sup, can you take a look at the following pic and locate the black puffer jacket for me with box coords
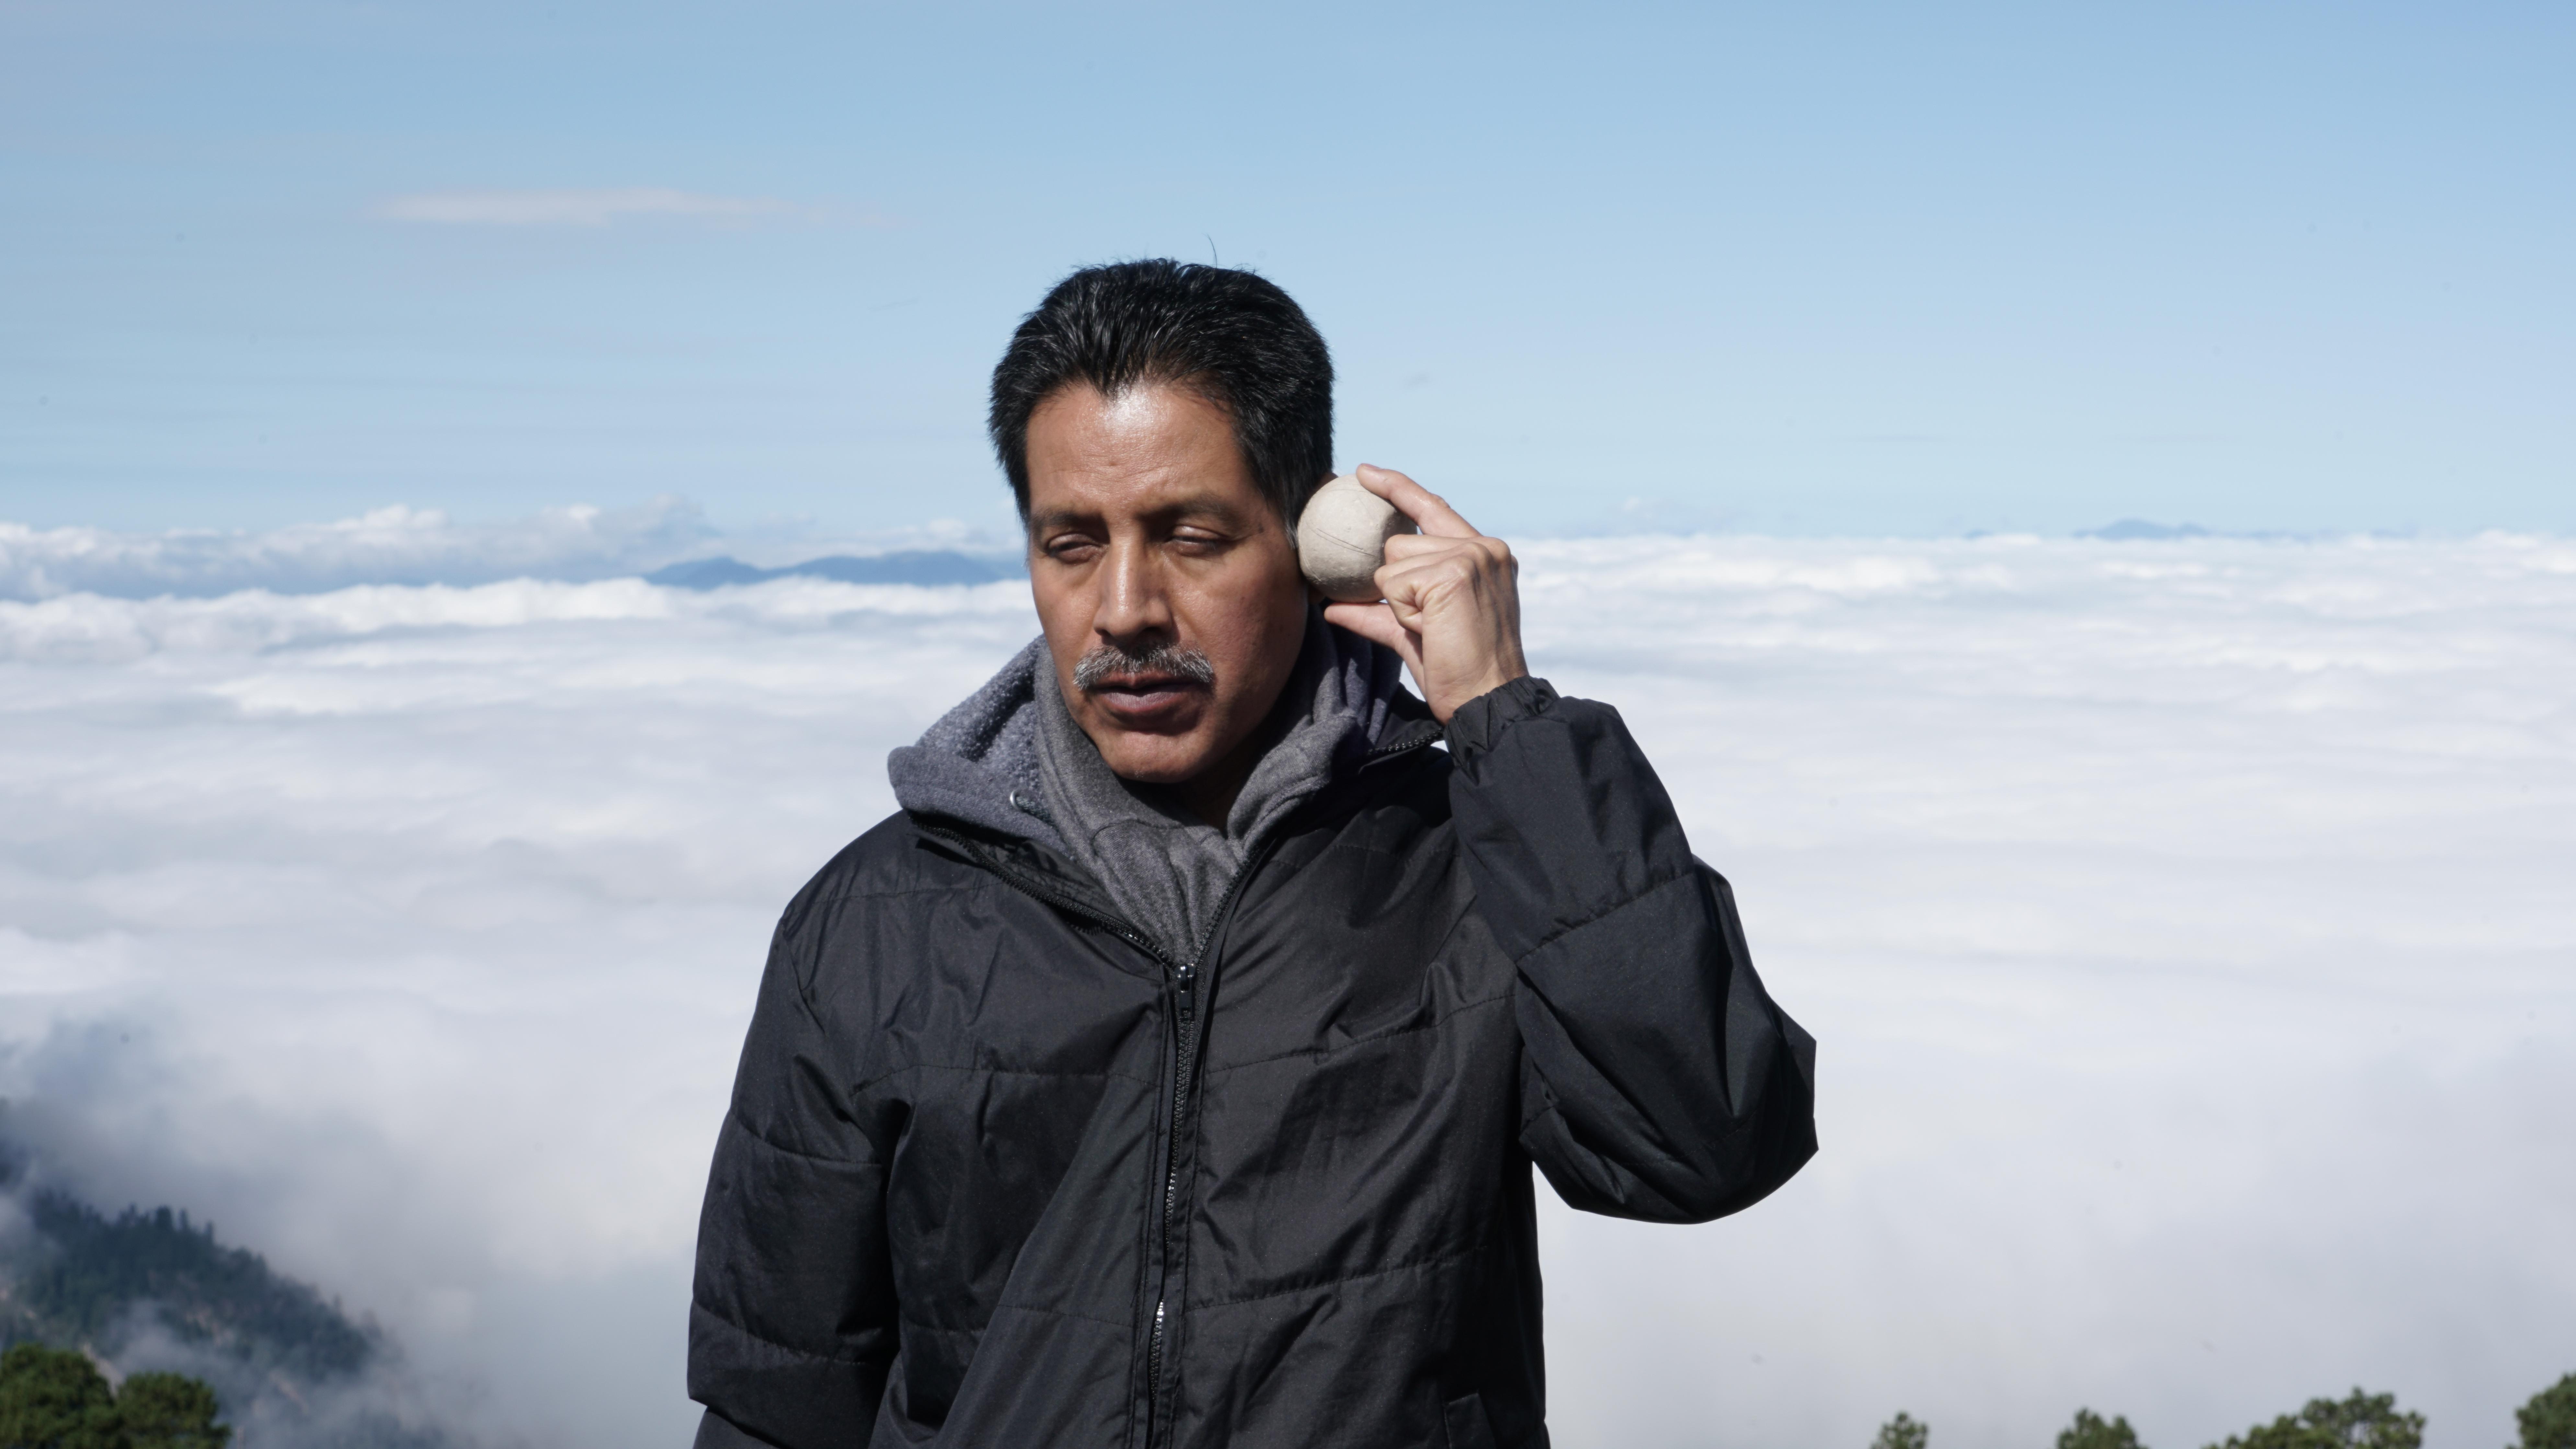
[689,677,1817,1449]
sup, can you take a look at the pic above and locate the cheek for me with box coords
[1032,577,1093,646]
[1183,577,1305,692]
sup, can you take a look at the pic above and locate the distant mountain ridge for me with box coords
[645,549,1023,589]
[2070,518,2395,541]
[2079,518,2215,541]
[0,502,1028,602]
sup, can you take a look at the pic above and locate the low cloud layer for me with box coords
[1,527,2570,1448]
[0,499,717,603]
[0,504,1018,606]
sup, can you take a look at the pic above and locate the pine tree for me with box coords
[2062,1408,2145,1449]
[2517,1372,2576,1449]
[0,1342,130,1449]
[2204,1388,2424,1449]
[115,1373,229,1449]
[1873,1410,1929,1449]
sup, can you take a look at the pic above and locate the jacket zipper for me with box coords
[1137,834,1293,1446]
[1366,731,1440,762]
[1143,737,1441,1443]
[917,830,1203,1443]
[915,732,1440,1447]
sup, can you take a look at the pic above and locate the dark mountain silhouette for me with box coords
[646,549,1022,589]
[2079,519,2215,541]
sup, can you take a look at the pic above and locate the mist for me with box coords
[1,517,2569,1448]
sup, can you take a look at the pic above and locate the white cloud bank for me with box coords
[0,498,716,602]
[1,530,2570,1448]
[0,503,1015,605]
[373,187,798,227]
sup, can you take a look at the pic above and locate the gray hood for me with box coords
[887,610,1411,959]
[885,635,1064,851]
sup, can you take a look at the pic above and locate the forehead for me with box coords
[1024,381,1260,518]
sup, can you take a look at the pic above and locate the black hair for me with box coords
[988,260,1334,523]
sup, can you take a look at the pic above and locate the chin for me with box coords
[1099,739,1217,785]
[1079,696,1219,781]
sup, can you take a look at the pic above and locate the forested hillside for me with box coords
[0,1140,466,1449]
[0,1192,374,1381]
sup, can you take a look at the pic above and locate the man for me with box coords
[688,261,1816,1449]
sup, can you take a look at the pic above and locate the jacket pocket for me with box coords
[1443,1393,1497,1449]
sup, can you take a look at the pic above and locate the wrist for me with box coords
[1442,674,1557,751]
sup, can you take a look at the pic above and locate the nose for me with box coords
[1092,531,1174,646]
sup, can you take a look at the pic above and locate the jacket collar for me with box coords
[886,611,1427,853]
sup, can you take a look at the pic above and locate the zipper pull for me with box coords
[1174,968,1196,1023]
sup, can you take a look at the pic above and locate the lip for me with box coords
[1087,674,1208,725]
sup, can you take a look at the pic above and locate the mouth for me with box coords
[1087,672,1209,717]
[1073,641,1217,727]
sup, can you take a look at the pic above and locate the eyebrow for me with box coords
[1027,492,1261,534]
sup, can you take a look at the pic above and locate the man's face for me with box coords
[1024,380,1309,788]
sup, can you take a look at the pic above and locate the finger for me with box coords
[1353,464,1482,540]
[1379,532,1513,566]
[1367,566,1441,637]
[1321,600,1423,672]
[1373,539,1511,609]
[1379,532,1463,563]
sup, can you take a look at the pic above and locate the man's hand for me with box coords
[1320,464,1529,723]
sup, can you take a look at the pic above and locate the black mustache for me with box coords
[1073,642,1216,692]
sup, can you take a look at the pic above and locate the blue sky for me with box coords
[3,1,2569,539]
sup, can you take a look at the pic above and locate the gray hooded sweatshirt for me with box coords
[885,609,1409,963]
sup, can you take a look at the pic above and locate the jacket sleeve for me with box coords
[688,899,898,1448]
[1446,675,1818,1223]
